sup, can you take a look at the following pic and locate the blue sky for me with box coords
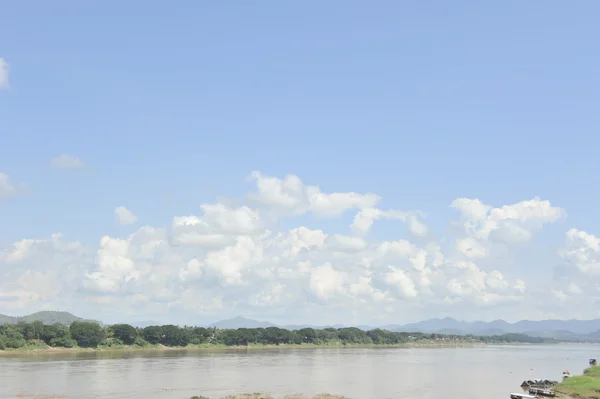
[1,1,599,324]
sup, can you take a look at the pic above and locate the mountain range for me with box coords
[207,316,600,341]
[4,312,600,341]
[207,316,347,330]
[0,311,102,326]
[382,317,600,338]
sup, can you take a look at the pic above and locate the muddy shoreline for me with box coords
[0,341,490,356]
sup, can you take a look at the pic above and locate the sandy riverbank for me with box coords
[192,394,350,399]
[0,340,488,355]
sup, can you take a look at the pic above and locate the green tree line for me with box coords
[0,321,556,350]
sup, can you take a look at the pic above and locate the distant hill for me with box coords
[130,320,162,328]
[205,316,600,342]
[6,312,600,342]
[207,316,277,329]
[388,317,600,341]
[0,311,102,326]
[207,317,363,330]
[586,330,600,340]
[283,323,350,330]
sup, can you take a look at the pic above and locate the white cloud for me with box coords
[114,206,137,225]
[456,237,487,259]
[0,173,27,199]
[325,234,367,252]
[0,170,585,324]
[170,204,264,249]
[552,289,568,301]
[0,173,18,199]
[451,197,564,259]
[51,154,85,169]
[0,233,87,311]
[0,58,9,89]
[451,197,563,241]
[560,228,600,276]
[309,263,348,301]
[385,269,418,298]
[351,208,428,237]
[540,229,600,314]
[246,171,379,218]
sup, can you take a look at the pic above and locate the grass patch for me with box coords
[556,366,600,398]
[585,367,600,379]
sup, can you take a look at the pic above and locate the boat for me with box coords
[528,388,556,397]
[520,379,557,389]
[510,393,539,399]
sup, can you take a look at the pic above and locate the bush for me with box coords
[3,337,26,349]
[100,338,124,348]
[26,339,48,348]
[50,337,77,348]
[133,336,150,347]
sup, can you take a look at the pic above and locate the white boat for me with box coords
[510,394,539,399]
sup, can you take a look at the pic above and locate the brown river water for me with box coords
[0,344,596,399]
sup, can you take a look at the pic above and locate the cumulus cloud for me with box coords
[451,197,564,258]
[51,154,85,169]
[246,171,379,218]
[170,204,264,249]
[533,228,600,316]
[0,171,581,323]
[560,228,600,276]
[351,208,428,237]
[0,58,9,89]
[0,233,88,311]
[114,206,137,225]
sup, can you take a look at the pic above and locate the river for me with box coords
[0,344,596,399]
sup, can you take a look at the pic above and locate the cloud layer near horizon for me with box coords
[0,170,597,325]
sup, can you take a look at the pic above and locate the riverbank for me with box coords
[555,366,600,399]
[192,394,349,399]
[0,340,490,355]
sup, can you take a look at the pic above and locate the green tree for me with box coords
[142,326,163,345]
[367,329,398,344]
[20,321,45,340]
[112,324,137,345]
[0,325,26,348]
[186,327,211,344]
[337,327,370,344]
[316,328,338,342]
[160,325,190,347]
[70,322,105,348]
[41,323,70,345]
[296,328,318,344]
[260,327,296,345]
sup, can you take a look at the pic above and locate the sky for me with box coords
[1,1,599,326]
